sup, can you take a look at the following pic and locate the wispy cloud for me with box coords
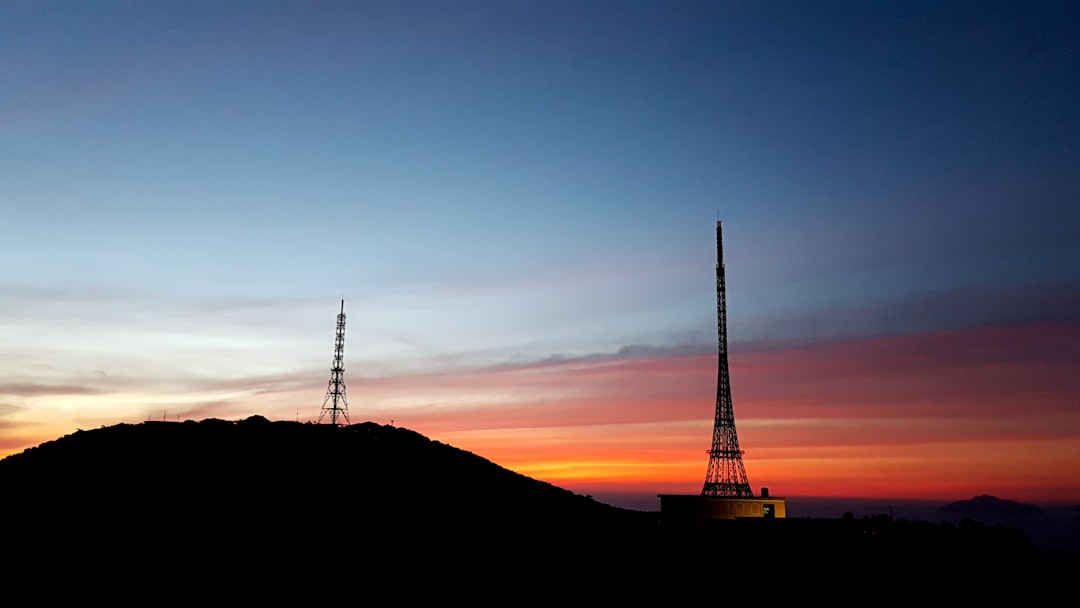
[347,319,1080,501]
[2,312,1077,502]
[737,279,1080,340]
[0,383,102,397]
[733,320,1080,421]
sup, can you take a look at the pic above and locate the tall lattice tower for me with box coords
[318,299,350,425]
[701,221,753,497]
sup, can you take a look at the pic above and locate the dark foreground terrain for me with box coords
[2,417,1073,599]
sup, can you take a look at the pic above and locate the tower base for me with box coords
[658,492,787,528]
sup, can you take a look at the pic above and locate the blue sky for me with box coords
[2,2,1078,503]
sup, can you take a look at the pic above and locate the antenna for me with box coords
[318,299,350,425]
[701,220,753,497]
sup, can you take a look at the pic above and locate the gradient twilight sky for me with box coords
[2,2,1078,506]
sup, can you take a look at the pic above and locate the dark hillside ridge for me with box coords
[2,416,637,533]
[2,417,657,594]
[1,417,1068,597]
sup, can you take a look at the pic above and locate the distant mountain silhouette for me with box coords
[1,417,1069,598]
[940,494,1045,516]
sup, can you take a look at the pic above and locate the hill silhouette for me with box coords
[1,417,1069,599]
[1,416,632,529]
[2,417,658,597]
[941,494,1045,516]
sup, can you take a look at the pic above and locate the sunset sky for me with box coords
[2,2,1078,508]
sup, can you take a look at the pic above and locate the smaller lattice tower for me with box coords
[318,299,350,425]
[702,221,753,497]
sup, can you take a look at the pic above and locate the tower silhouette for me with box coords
[318,299,350,425]
[701,221,753,497]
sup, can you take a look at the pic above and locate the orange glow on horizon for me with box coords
[3,321,1078,506]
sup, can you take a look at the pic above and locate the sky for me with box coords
[2,1,1078,508]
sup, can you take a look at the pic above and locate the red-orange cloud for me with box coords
[379,321,1080,503]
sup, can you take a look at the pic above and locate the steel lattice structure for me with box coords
[318,299,350,425]
[702,221,753,497]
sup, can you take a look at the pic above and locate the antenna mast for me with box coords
[318,299,350,425]
[701,221,753,497]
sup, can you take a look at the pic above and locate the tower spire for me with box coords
[702,221,753,497]
[318,299,350,425]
